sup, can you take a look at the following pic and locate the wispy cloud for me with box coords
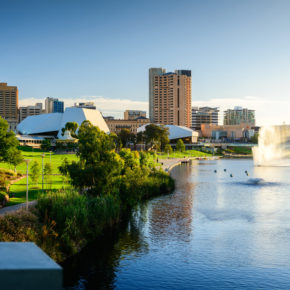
[19,95,289,126]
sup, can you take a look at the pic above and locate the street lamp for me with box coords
[24,159,31,210]
[41,153,45,193]
[49,151,52,163]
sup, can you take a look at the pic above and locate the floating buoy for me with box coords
[245,170,249,176]
[214,170,217,173]
[224,169,227,172]
[230,174,233,178]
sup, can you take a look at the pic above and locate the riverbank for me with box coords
[160,156,221,172]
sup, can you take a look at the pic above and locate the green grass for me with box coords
[158,149,211,159]
[0,151,78,206]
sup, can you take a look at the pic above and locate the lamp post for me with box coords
[49,151,52,163]
[24,159,31,210]
[41,153,45,193]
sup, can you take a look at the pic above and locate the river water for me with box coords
[63,159,290,289]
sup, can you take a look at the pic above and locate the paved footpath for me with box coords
[0,201,37,216]
[159,158,189,172]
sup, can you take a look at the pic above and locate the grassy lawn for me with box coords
[158,149,212,159]
[0,151,78,206]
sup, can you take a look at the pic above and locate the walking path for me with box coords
[0,201,37,216]
[160,156,220,173]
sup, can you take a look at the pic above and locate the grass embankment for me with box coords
[0,147,175,263]
[0,170,174,262]
[0,151,78,206]
[158,149,212,159]
[224,146,253,155]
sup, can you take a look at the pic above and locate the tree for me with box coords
[7,148,23,172]
[250,133,258,144]
[62,122,79,138]
[0,117,22,166]
[118,129,135,148]
[176,139,185,152]
[30,161,41,187]
[59,121,124,194]
[41,139,51,151]
[143,124,169,151]
[164,144,173,155]
[44,163,53,189]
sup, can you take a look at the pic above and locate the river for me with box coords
[63,159,290,289]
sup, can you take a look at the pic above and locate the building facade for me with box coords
[19,103,43,122]
[124,110,146,120]
[105,117,150,134]
[224,107,255,126]
[45,97,64,113]
[201,123,255,141]
[0,82,18,131]
[149,68,166,122]
[149,68,192,128]
[191,107,219,130]
[74,102,96,110]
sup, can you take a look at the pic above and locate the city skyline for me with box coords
[2,0,290,125]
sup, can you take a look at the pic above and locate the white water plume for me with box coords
[253,125,290,166]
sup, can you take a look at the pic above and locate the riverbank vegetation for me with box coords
[0,120,174,262]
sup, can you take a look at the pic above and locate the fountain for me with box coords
[253,125,290,166]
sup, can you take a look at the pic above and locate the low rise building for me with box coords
[191,107,219,130]
[124,110,146,120]
[201,123,255,141]
[106,117,150,134]
[19,103,43,122]
[224,107,255,126]
[74,102,96,110]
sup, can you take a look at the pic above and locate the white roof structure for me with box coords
[17,107,110,137]
[137,124,199,140]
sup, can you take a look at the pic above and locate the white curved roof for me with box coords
[137,124,198,140]
[17,107,110,136]
[17,113,63,135]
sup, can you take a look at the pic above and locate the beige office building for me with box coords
[0,82,18,131]
[124,110,146,120]
[149,68,192,128]
[105,117,150,134]
[19,103,43,122]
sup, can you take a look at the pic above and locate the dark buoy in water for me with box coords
[224,169,227,172]
[245,170,249,176]
[214,170,217,173]
[230,174,233,178]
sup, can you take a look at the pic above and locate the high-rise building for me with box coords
[224,106,255,126]
[0,82,18,131]
[149,68,192,127]
[19,103,43,122]
[192,107,219,130]
[45,97,64,113]
[149,68,166,122]
[124,110,146,120]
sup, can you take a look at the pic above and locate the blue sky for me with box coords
[1,0,290,124]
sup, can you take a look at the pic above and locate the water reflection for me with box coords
[63,159,290,289]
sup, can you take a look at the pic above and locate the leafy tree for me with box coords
[164,144,173,155]
[7,148,23,172]
[176,139,185,152]
[143,124,169,151]
[41,139,51,151]
[118,129,135,148]
[0,117,22,166]
[62,122,79,138]
[59,121,124,194]
[44,163,53,189]
[30,161,41,186]
[250,133,259,144]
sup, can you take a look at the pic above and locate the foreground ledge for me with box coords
[0,242,62,290]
